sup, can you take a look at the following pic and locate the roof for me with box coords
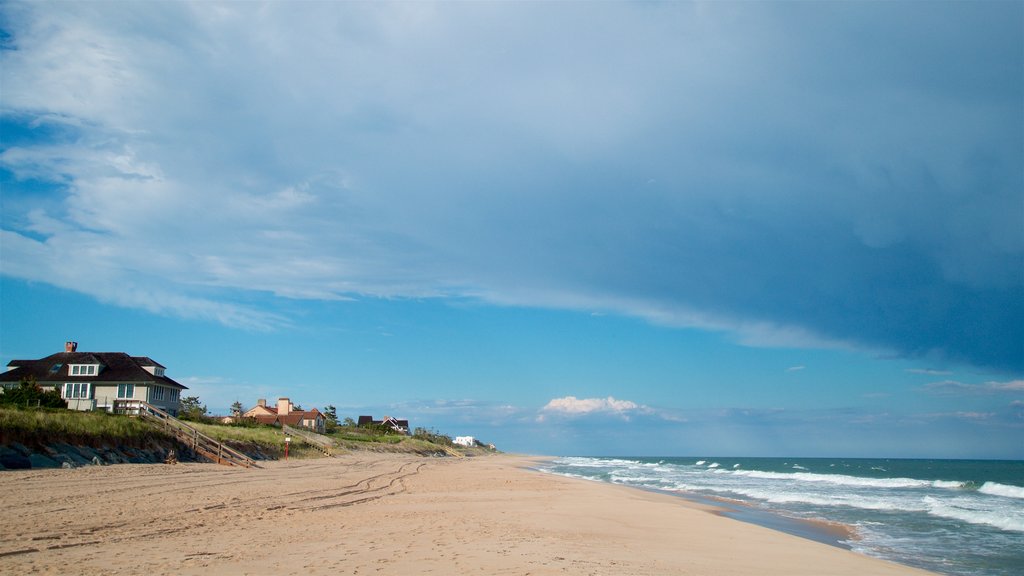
[253,410,323,427]
[1,351,187,389]
[132,356,166,369]
[249,405,321,417]
[358,415,410,430]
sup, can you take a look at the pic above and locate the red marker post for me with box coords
[284,436,291,460]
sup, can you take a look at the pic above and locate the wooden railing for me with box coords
[282,424,336,456]
[114,400,259,469]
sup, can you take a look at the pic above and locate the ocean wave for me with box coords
[728,469,970,491]
[561,465,1023,532]
[698,485,921,512]
[554,457,639,468]
[693,482,1024,533]
[979,482,1024,500]
[924,496,1024,533]
[609,473,662,485]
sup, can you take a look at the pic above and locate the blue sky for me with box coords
[1,1,1021,458]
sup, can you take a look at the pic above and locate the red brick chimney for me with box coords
[65,341,78,353]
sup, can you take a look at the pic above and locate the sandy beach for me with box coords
[0,454,936,575]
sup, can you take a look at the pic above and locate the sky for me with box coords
[1,1,1021,459]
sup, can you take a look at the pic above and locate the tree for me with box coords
[413,427,453,446]
[323,405,338,433]
[0,377,67,409]
[342,417,356,428]
[179,395,208,421]
[230,401,244,418]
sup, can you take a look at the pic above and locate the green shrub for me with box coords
[0,378,67,409]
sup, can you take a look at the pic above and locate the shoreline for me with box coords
[672,487,858,548]
[0,453,937,575]
[526,455,858,549]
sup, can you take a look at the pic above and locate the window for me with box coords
[70,365,97,376]
[117,383,135,399]
[62,382,91,399]
[151,386,165,401]
[154,367,165,377]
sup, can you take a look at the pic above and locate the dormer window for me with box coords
[70,364,99,376]
[140,365,165,377]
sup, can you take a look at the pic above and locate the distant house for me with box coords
[358,415,410,435]
[244,398,325,434]
[453,436,476,447]
[0,341,187,416]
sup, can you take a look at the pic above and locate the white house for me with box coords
[0,342,188,416]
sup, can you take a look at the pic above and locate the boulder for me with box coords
[8,442,33,456]
[0,451,31,470]
[51,443,92,467]
[28,453,60,469]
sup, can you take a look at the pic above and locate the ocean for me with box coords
[539,457,1024,576]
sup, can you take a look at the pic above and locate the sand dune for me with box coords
[0,453,935,575]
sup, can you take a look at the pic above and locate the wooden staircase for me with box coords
[282,424,336,456]
[114,400,259,468]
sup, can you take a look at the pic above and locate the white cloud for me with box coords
[1,1,1020,371]
[539,396,648,421]
[545,395,638,414]
[922,379,1024,396]
[786,365,806,372]
[906,368,953,376]
[991,380,1024,392]
[921,411,996,422]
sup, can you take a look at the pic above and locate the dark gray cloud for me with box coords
[2,2,1021,372]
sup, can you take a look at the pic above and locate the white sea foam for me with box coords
[695,460,707,466]
[610,473,661,485]
[979,482,1024,500]
[728,469,967,491]
[556,457,638,468]
[703,485,924,512]
[707,462,720,468]
[924,496,1024,533]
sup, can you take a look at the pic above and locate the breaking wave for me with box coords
[979,482,1024,500]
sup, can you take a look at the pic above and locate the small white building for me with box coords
[453,436,476,447]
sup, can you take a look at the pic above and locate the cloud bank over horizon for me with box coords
[2,2,1021,373]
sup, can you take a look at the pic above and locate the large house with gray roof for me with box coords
[0,341,187,416]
